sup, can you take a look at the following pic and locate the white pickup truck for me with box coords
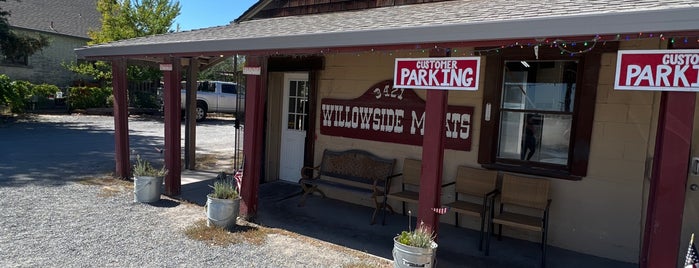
[180,81,245,121]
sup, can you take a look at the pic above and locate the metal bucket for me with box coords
[393,236,438,268]
[133,176,162,203]
[206,195,240,229]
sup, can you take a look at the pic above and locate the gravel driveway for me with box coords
[0,114,388,267]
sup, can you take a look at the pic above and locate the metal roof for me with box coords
[3,0,100,39]
[76,0,699,58]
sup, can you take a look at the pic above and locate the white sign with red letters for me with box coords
[614,50,699,91]
[394,57,480,90]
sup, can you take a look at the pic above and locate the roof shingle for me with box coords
[3,0,101,39]
[77,0,699,57]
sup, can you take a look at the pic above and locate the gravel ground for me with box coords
[0,114,389,268]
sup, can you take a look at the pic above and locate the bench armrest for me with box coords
[383,173,403,194]
[300,165,320,181]
[387,173,403,179]
[441,181,455,187]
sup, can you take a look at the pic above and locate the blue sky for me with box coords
[174,0,258,31]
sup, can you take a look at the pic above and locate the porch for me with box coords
[178,175,635,268]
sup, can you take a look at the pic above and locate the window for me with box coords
[221,84,237,94]
[197,81,215,92]
[1,54,28,66]
[287,80,309,131]
[478,45,611,179]
[497,61,576,165]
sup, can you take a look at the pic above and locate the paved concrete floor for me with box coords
[178,176,636,268]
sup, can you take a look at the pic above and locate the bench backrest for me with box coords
[319,149,395,187]
[401,158,422,186]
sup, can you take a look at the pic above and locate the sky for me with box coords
[173,0,259,31]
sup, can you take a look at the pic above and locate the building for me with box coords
[1,0,100,87]
[75,0,699,267]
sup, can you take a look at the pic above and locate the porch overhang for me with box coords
[75,6,699,59]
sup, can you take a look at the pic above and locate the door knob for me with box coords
[691,184,699,191]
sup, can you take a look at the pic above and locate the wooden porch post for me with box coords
[163,57,182,196]
[241,56,266,219]
[641,91,695,267]
[111,57,130,178]
[184,58,198,170]
[417,48,450,232]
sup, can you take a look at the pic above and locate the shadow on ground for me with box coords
[179,181,637,268]
[0,116,164,187]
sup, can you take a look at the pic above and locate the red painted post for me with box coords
[163,58,182,196]
[417,48,450,232]
[111,58,130,178]
[641,91,695,267]
[241,56,266,219]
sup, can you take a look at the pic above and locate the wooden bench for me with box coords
[298,149,396,224]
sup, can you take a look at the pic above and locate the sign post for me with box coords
[391,54,481,234]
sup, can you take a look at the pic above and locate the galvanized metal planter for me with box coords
[133,176,162,203]
[392,236,438,268]
[206,195,240,229]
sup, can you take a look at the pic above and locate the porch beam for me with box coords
[241,56,267,220]
[111,57,130,178]
[417,48,450,232]
[163,57,182,196]
[641,91,695,267]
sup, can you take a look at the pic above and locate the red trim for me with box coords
[641,91,695,267]
[240,56,266,218]
[111,58,130,178]
[163,57,182,196]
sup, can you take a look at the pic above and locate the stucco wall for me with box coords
[0,29,87,87]
[309,41,664,263]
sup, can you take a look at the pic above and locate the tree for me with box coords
[0,0,50,61]
[199,56,247,82]
[66,0,181,83]
[88,0,181,45]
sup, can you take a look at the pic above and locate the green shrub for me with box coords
[30,83,61,109]
[130,90,158,109]
[68,86,113,110]
[397,222,436,248]
[132,155,168,177]
[0,75,12,109]
[209,179,239,200]
[11,80,34,113]
[32,83,60,98]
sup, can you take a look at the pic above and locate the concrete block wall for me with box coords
[0,29,88,87]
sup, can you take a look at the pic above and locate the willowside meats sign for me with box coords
[320,80,473,151]
[615,50,699,91]
[394,57,480,90]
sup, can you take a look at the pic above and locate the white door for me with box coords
[279,73,309,182]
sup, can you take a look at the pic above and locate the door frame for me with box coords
[264,56,322,182]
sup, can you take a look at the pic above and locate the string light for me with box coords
[470,33,699,57]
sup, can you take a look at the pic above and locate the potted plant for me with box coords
[393,216,438,268]
[206,175,240,230]
[132,155,167,203]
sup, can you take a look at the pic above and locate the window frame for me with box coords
[1,54,29,66]
[478,43,617,180]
